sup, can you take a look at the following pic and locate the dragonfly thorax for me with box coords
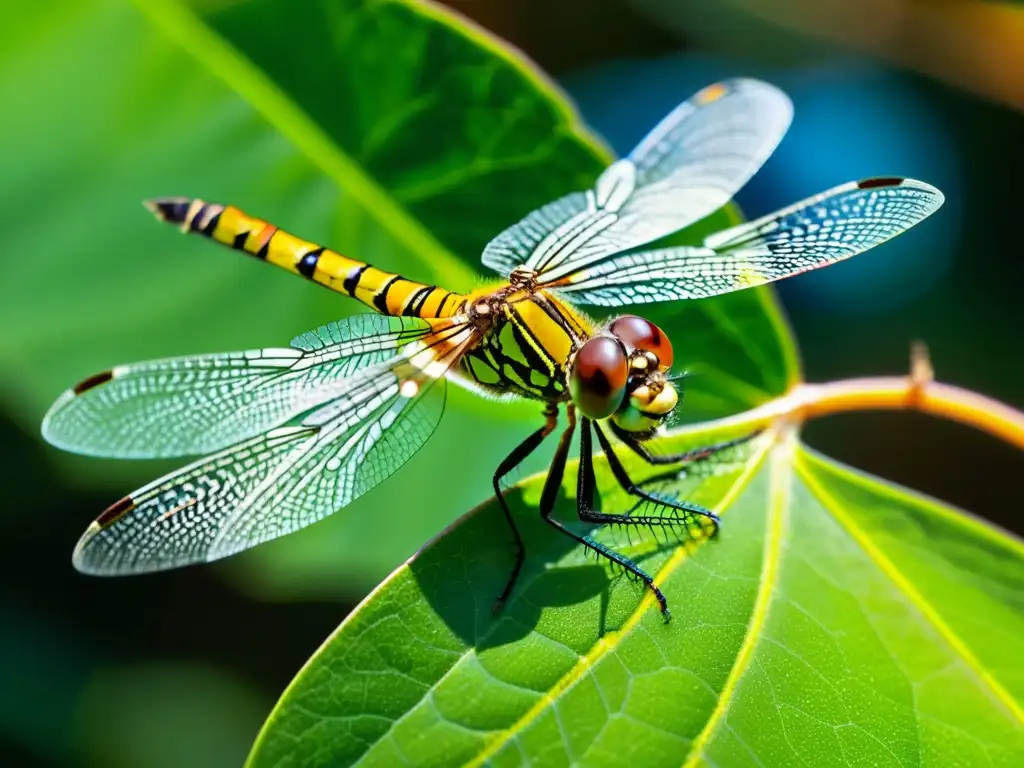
[508,266,539,290]
[455,289,590,402]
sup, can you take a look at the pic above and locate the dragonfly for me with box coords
[42,79,943,619]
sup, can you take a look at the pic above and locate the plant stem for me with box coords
[725,344,1024,449]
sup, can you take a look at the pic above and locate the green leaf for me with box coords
[247,417,1024,767]
[5,0,795,593]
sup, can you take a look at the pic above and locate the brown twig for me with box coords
[708,343,1024,450]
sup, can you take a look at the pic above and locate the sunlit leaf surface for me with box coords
[248,418,1024,767]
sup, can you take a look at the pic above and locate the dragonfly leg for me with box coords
[492,403,559,614]
[544,415,670,620]
[609,422,762,468]
[587,420,721,533]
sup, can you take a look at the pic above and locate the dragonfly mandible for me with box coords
[42,79,944,618]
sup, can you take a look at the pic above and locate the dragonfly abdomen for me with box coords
[146,198,463,318]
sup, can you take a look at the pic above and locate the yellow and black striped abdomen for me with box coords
[147,198,464,319]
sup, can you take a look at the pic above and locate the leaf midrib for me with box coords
[131,0,477,288]
[680,429,793,767]
[462,430,776,767]
[246,410,778,767]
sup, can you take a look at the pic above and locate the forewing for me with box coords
[42,314,434,458]
[481,79,791,279]
[72,318,478,575]
[548,178,944,306]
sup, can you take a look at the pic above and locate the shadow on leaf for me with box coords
[408,470,718,650]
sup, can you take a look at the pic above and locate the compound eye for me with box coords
[609,315,674,369]
[570,337,628,419]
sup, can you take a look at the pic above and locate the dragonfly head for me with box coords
[569,315,677,438]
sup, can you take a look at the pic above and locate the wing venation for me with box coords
[480,79,793,280]
[71,316,478,575]
[42,315,434,458]
[550,177,945,306]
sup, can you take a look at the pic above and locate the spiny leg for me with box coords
[492,403,559,613]
[589,420,721,533]
[499,408,681,620]
[544,412,671,619]
[495,405,577,610]
[610,421,761,467]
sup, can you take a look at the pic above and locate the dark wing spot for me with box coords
[73,370,114,395]
[96,496,135,528]
[857,177,904,189]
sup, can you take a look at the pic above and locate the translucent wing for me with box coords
[72,317,479,575]
[42,315,436,459]
[545,178,944,306]
[481,79,792,278]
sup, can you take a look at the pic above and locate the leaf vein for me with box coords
[679,431,793,768]
[464,437,773,766]
[795,452,1024,727]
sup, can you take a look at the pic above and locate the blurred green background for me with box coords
[2,0,1023,765]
